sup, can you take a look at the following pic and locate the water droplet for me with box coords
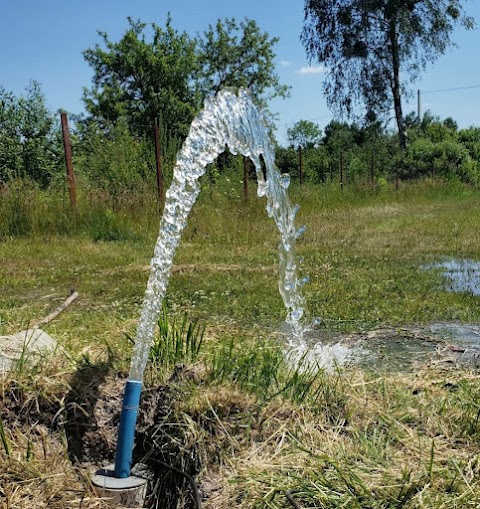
[291,308,304,321]
[284,282,294,291]
[300,275,310,286]
[298,256,305,264]
[312,317,322,326]
[289,204,300,222]
[257,181,267,197]
[280,173,291,189]
[295,225,306,239]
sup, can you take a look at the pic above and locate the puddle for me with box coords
[352,330,439,371]
[428,322,480,367]
[301,323,480,373]
[290,326,441,373]
[427,258,480,295]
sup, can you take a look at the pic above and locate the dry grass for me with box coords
[0,357,120,509]
[1,350,480,508]
[0,429,113,509]
[197,368,480,508]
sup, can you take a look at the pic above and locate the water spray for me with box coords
[93,89,313,505]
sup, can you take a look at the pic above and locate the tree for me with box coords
[0,86,22,181]
[301,0,475,150]
[83,16,289,138]
[196,17,290,110]
[0,81,59,186]
[83,16,200,137]
[286,120,322,148]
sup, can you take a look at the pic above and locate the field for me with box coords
[1,179,480,508]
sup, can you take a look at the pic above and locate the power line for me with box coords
[277,113,333,128]
[423,84,480,94]
[278,81,480,128]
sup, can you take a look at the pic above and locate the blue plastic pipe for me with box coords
[114,380,143,478]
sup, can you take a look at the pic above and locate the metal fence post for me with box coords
[154,118,164,211]
[60,112,77,213]
[243,155,248,203]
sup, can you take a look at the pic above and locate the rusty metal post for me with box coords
[60,112,77,212]
[370,151,375,190]
[298,146,304,185]
[243,155,248,203]
[154,119,164,211]
[339,151,344,191]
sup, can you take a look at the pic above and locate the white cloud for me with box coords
[279,60,292,67]
[296,65,328,75]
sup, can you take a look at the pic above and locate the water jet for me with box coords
[97,89,324,498]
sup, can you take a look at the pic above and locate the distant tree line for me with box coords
[2,80,480,196]
[278,116,480,186]
[1,9,478,196]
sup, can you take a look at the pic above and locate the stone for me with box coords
[0,328,59,374]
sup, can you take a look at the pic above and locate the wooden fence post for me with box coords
[60,112,77,213]
[370,151,375,190]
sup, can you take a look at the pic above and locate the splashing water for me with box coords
[129,89,348,381]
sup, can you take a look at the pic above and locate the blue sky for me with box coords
[1,0,479,144]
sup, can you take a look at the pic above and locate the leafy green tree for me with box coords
[0,86,22,181]
[459,127,480,161]
[19,81,60,187]
[83,16,289,138]
[301,0,475,150]
[405,110,458,145]
[0,81,59,187]
[83,16,200,137]
[286,120,322,148]
[76,118,155,196]
[403,138,478,183]
[197,17,290,110]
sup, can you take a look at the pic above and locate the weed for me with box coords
[147,303,205,375]
[0,417,11,456]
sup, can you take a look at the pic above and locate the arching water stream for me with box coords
[113,89,350,478]
[129,88,317,382]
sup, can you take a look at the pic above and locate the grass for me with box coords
[1,176,480,507]
[2,177,480,344]
[196,368,480,508]
[146,302,205,376]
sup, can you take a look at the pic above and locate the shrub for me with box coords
[403,139,479,184]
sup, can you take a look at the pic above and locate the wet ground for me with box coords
[304,258,480,372]
[427,258,480,296]
[304,323,480,373]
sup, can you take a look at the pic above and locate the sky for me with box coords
[1,0,480,145]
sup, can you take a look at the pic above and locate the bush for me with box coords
[403,139,479,184]
[458,127,480,161]
[75,119,156,197]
